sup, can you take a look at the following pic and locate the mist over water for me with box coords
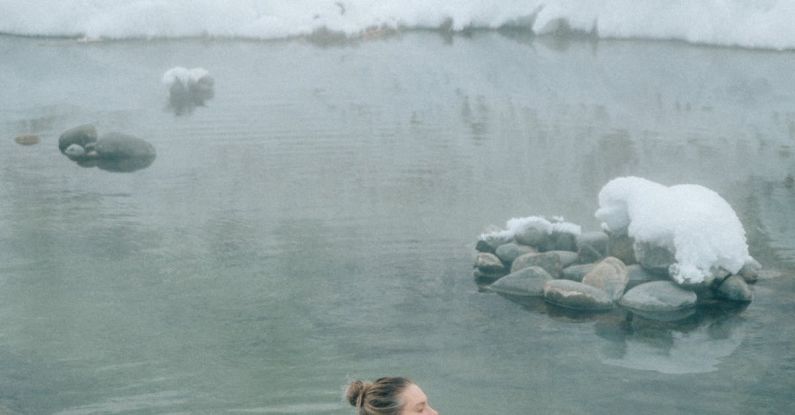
[1,32,794,414]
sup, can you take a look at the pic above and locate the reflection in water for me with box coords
[163,67,215,116]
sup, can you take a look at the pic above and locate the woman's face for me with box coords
[400,383,439,415]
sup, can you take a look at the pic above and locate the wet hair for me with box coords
[345,377,413,415]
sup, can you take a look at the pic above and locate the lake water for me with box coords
[1,32,794,414]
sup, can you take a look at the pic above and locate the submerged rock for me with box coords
[582,257,629,301]
[543,279,614,311]
[14,134,40,145]
[489,266,553,297]
[619,281,697,314]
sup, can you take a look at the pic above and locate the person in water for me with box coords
[345,376,439,415]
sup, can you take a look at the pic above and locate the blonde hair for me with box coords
[345,377,413,415]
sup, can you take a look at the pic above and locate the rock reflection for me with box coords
[162,67,214,116]
[597,304,749,374]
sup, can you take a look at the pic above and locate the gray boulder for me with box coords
[577,231,609,263]
[715,275,753,302]
[495,242,537,264]
[58,124,97,156]
[562,263,595,282]
[488,266,553,296]
[619,281,697,313]
[582,257,629,301]
[476,234,512,253]
[511,252,562,278]
[543,279,614,311]
[474,252,506,274]
[541,229,578,252]
[634,241,675,276]
[548,250,579,268]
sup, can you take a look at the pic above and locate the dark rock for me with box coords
[511,251,562,278]
[473,269,507,284]
[562,263,595,282]
[541,230,578,252]
[543,279,614,311]
[58,124,97,155]
[476,234,512,253]
[488,266,553,296]
[634,241,675,276]
[495,242,537,264]
[619,281,697,313]
[93,132,157,172]
[474,252,506,274]
[582,257,629,301]
[607,231,636,265]
[577,231,609,263]
[626,264,664,289]
[514,225,547,247]
[715,275,753,302]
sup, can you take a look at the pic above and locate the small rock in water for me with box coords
[14,134,40,145]
[715,275,753,302]
[489,266,553,297]
[582,257,629,301]
[543,279,614,311]
[619,281,697,313]
[58,124,97,155]
[738,257,761,284]
[474,252,506,274]
[495,242,537,264]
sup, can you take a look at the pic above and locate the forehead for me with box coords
[401,384,428,405]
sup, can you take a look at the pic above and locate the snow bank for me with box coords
[2,0,795,50]
[595,177,750,284]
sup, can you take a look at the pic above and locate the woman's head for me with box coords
[345,377,438,415]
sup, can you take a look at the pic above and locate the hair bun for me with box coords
[345,380,371,407]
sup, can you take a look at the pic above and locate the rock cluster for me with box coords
[474,219,759,321]
[58,124,156,172]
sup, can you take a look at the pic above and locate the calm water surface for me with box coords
[0,32,793,414]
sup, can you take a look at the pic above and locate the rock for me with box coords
[626,264,663,289]
[634,241,675,276]
[64,144,86,159]
[476,234,512,253]
[511,252,562,278]
[474,252,506,274]
[473,269,507,284]
[548,250,579,268]
[582,257,629,301]
[541,230,578,252]
[495,242,537,264]
[514,224,547,247]
[619,281,697,313]
[607,231,636,265]
[543,279,614,311]
[577,231,609,263]
[739,257,761,284]
[489,266,553,296]
[93,132,157,172]
[58,124,97,155]
[715,275,753,302]
[14,134,39,145]
[562,263,595,282]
